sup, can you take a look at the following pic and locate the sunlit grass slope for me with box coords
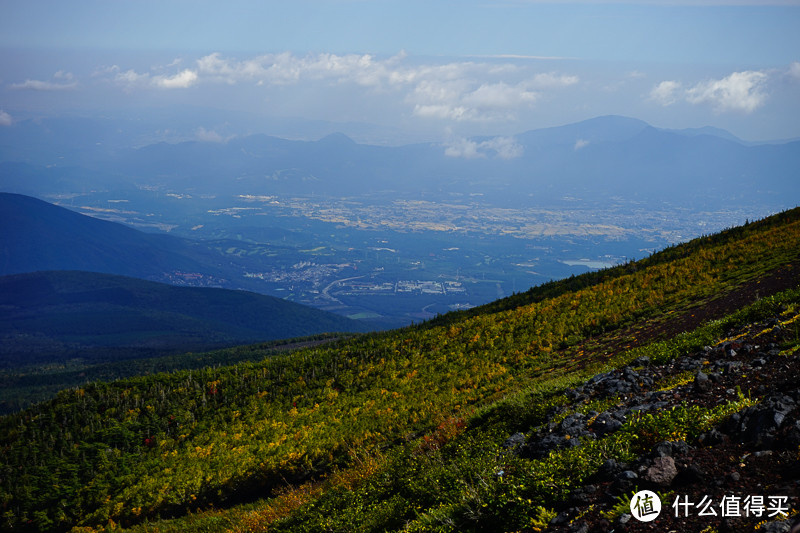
[1,208,798,532]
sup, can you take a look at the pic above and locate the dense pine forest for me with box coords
[2,208,799,532]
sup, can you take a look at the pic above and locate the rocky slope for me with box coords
[507,304,800,532]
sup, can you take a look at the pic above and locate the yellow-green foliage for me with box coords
[1,209,799,532]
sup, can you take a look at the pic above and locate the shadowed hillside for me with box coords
[0,270,371,368]
[0,192,208,278]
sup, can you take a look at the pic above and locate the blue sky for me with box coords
[1,0,799,143]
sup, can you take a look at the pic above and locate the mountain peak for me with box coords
[517,115,650,146]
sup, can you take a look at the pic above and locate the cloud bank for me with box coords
[6,52,796,142]
[10,71,78,91]
[650,70,771,113]
[153,69,198,89]
[685,71,767,113]
[94,52,580,124]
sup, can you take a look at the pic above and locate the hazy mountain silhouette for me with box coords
[1,115,797,205]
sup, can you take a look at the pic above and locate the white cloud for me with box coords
[117,70,151,88]
[93,65,119,77]
[107,64,197,90]
[163,57,183,69]
[195,127,224,143]
[444,138,483,158]
[187,52,577,122]
[196,52,242,83]
[462,82,540,109]
[0,110,12,126]
[117,69,149,84]
[410,79,476,120]
[410,78,550,122]
[153,69,198,89]
[788,61,800,81]
[433,73,576,122]
[649,70,771,113]
[53,70,74,81]
[649,80,682,106]
[444,136,523,159]
[482,136,524,159]
[98,51,580,123]
[311,53,384,86]
[415,104,475,121]
[95,65,151,90]
[195,51,398,87]
[10,71,78,91]
[685,70,768,113]
[574,139,590,150]
[528,72,580,88]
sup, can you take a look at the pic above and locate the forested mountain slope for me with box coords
[0,270,371,368]
[0,270,371,414]
[1,208,799,532]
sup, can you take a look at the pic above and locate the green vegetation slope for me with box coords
[1,208,798,532]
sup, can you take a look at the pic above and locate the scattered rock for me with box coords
[501,432,526,449]
[650,440,674,458]
[722,360,743,374]
[594,458,622,480]
[643,456,678,487]
[674,463,706,485]
[589,412,624,437]
[568,485,597,506]
[612,470,639,493]
[697,427,727,446]
[567,521,589,533]
[694,371,712,392]
[760,520,793,533]
[723,392,797,448]
[549,511,571,526]
[508,306,800,532]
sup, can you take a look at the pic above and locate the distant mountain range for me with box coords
[0,269,371,368]
[1,115,797,205]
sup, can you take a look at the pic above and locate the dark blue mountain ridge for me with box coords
[0,269,371,369]
[0,192,209,278]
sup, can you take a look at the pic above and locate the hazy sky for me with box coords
[1,0,799,143]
